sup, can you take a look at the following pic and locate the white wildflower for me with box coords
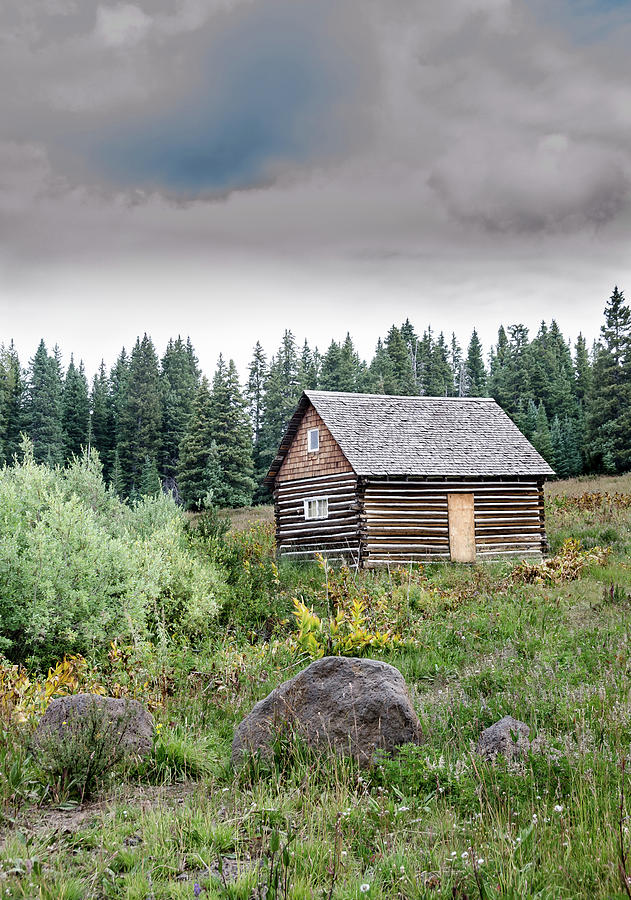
[461,851,469,860]
[360,885,370,893]
[554,804,564,813]
[477,858,485,866]
[451,851,457,858]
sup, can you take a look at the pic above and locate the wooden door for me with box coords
[448,493,476,562]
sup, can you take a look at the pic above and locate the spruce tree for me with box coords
[209,357,255,507]
[385,326,417,394]
[62,356,90,462]
[246,341,268,444]
[464,329,487,396]
[574,333,592,403]
[139,455,162,497]
[368,338,396,394]
[160,336,199,482]
[297,340,318,391]
[177,377,213,509]
[257,331,300,490]
[110,449,125,498]
[320,341,343,391]
[423,332,454,396]
[117,335,162,494]
[587,286,631,472]
[91,361,115,477]
[24,340,64,466]
[0,342,23,465]
[531,402,554,467]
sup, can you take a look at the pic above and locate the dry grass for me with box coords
[222,505,274,531]
[546,472,631,498]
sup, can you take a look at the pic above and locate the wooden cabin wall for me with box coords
[277,406,353,481]
[274,472,360,563]
[360,477,547,567]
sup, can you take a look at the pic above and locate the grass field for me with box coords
[2,475,631,898]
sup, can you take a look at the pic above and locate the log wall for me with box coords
[274,471,361,564]
[360,477,547,567]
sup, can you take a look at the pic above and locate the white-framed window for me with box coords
[307,427,320,452]
[304,497,329,520]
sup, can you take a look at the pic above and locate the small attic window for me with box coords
[308,427,319,452]
[304,497,328,520]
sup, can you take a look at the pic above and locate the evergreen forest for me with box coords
[1,286,630,508]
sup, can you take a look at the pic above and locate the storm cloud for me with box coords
[2,0,631,373]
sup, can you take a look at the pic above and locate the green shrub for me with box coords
[0,442,224,667]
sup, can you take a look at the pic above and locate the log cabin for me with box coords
[265,390,554,567]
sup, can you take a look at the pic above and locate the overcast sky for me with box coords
[2,0,631,378]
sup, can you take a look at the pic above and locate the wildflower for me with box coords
[360,885,370,893]
[400,865,405,873]
[397,805,410,813]
[554,804,564,814]
[461,851,469,860]
[450,851,457,858]
[532,814,538,824]
[477,858,485,866]
[341,851,347,858]
[194,884,201,898]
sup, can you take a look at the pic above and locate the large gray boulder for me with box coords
[477,716,530,761]
[35,693,154,759]
[232,656,423,767]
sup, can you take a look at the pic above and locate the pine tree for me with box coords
[550,415,568,478]
[62,356,90,462]
[450,333,463,395]
[488,326,510,408]
[319,341,343,391]
[246,341,268,444]
[177,377,214,509]
[203,440,224,507]
[139,455,162,497]
[464,329,487,396]
[0,342,23,465]
[24,340,64,466]
[209,357,255,507]
[562,416,583,477]
[110,348,130,464]
[117,335,162,494]
[531,402,554,467]
[110,449,125,498]
[91,362,115,476]
[385,326,417,395]
[367,339,396,394]
[297,340,318,391]
[574,333,592,403]
[257,331,300,491]
[160,336,199,482]
[423,332,453,396]
[587,286,631,472]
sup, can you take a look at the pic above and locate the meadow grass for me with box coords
[1,475,631,897]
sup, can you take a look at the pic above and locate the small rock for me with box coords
[232,656,423,768]
[35,693,154,759]
[477,715,530,761]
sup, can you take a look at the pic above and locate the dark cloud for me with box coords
[2,0,631,369]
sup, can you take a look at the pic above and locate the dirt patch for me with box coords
[3,782,197,844]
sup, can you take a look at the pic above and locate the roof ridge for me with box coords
[305,390,495,402]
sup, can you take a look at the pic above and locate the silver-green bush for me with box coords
[0,441,224,667]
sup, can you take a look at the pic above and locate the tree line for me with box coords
[0,287,629,507]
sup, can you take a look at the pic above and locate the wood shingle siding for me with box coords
[277,407,353,481]
[268,391,553,566]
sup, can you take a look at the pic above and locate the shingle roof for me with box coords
[265,391,554,483]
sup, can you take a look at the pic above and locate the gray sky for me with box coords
[2,0,631,377]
